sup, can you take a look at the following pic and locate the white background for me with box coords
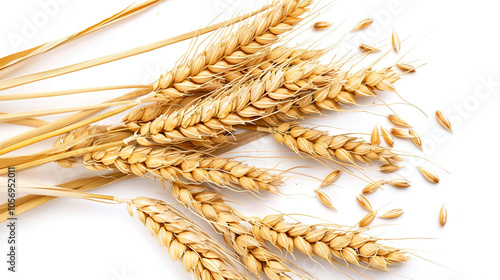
[0,0,499,279]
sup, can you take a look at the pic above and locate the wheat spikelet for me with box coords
[251,214,408,270]
[131,197,249,280]
[124,62,402,147]
[123,0,311,122]
[170,182,308,279]
[271,123,401,166]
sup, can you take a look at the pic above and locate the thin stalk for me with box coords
[0,101,133,123]
[0,84,151,101]
[0,4,272,91]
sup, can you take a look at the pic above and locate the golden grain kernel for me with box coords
[356,194,373,212]
[315,189,337,210]
[359,44,380,52]
[436,110,453,132]
[396,63,416,72]
[387,178,411,188]
[409,129,422,150]
[371,126,381,145]
[417,166,440,183]
[352,18,374,31]
[390,128,413,138]
[381,126,394,147]
[388,114,412,127]
[359,211,377,227]
[320,170,341,187]
[439,205,447,227]
[362,180,385,194]
[392,30,401,52]
[313,21,332,30]
[379,209,404,219]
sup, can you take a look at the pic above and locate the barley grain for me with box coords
[417,166,440,183]
[359,211,377,227]
[388,114,411,127]
[352,18,373,31]
[315,189,336,210]
[313,21,332,30]
[320,170,341,187]
[436,110,453,132]
[439,205,447,227]
[392,30,401,52]
[356,194,373,212]
[379,209,404,219]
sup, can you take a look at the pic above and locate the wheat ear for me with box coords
[171,182,309,280]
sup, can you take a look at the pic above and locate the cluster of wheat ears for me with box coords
[0,0,453,279]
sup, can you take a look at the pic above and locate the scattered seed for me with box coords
[362,180,386,194]
[417,166,440,183]
[359,211,377,227]
[313,21,332,30]
[439,205,447,227]
[315,189,336,210]
[359,44,380,52]
[392,30,401,52]
[387,178,411,188]
[320,170,341,187]
[380,209,404,219]
[379,164,402,173]
[381,126,394,147]
[388,114,411,127]
[356,194,373,212]
[371,126,381,145]
[396,63,416,72]
[126,202,134,217]
[409,129,422,150]
[352,18,373,31]
[436,110,453,132]
[390,128,413,138]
